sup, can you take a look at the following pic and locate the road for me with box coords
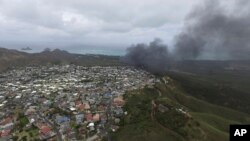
[106,96,113,141]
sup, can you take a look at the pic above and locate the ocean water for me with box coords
[66,48,125,56]
[19,47,126,56]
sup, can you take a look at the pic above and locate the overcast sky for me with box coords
[0,0,199,52]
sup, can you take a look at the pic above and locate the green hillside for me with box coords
[112,75,250,141]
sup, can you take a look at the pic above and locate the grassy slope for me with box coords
[158,77,250,138]
[113,75,250,141]
[167,71,250,114]
[112,121,181,141]
[191,112,240,133]
[111,88,184,141]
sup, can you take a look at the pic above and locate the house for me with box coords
[75,100,86,111]
[75,114,84,124]
[25,107,36,115]
[85,113,93,122]
[87,122,95,131]
[88,98,96,105]
[69,107,76,111]
[0,129,11,138]
[0,117,12,125]
[158,104,169,113]
[114,107,123,117]
[56,116,70,125]
[78,104,85,111]
[113,97,125,107]
[40,126,51,134]
[93,114,100,122]
[103,93,112,99]
[83,102,90,110]
[75,100,82,107]
[0,122,14,129]
[39,125,56,140]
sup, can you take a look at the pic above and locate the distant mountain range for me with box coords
[0,47,121,72]
[21,47,32,51]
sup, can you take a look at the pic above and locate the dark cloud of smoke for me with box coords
[174,0,250,60]
[122,0,250,74]
[121,38,171,74]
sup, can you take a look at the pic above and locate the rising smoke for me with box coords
[122,0,250,74]
[121,38,171,74]
[174,0,250,60]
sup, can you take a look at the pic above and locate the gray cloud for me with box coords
[0,0,198,49]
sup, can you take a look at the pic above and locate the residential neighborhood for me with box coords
[0,65,157,140]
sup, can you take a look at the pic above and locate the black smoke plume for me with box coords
[121,38,171,74]
[174,0,250,60]
[122,0,250,74]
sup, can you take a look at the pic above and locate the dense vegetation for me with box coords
[167,70,250,114]
[111,88,184,141]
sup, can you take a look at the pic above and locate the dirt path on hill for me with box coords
[151,100,185,141]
